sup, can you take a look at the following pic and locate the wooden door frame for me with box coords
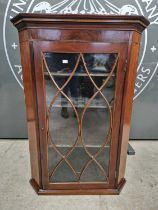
[32,40,128,190]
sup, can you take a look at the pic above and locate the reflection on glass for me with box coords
[43,52,118,183]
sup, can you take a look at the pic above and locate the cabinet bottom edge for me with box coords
[29,178,126,195]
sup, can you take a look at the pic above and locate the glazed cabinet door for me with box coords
[33,41,127,190]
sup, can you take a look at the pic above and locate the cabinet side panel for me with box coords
[117,32,141,184]
[19,40,41,186]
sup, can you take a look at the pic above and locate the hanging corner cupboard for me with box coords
[11,13,149,195]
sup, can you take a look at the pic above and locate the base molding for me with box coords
[30,178,126,195]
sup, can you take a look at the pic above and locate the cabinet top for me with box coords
[11,13,149,33]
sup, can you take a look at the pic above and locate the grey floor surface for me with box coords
[0,140,158,210]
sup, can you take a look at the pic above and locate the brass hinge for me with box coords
[124,59,128,72]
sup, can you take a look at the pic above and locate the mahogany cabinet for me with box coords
[11,14,149,195]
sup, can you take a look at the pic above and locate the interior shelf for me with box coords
[46,97,113,109]
[44,72,115,77]
[48,144,110,148]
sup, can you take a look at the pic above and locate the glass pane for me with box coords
[43,52,117,183]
